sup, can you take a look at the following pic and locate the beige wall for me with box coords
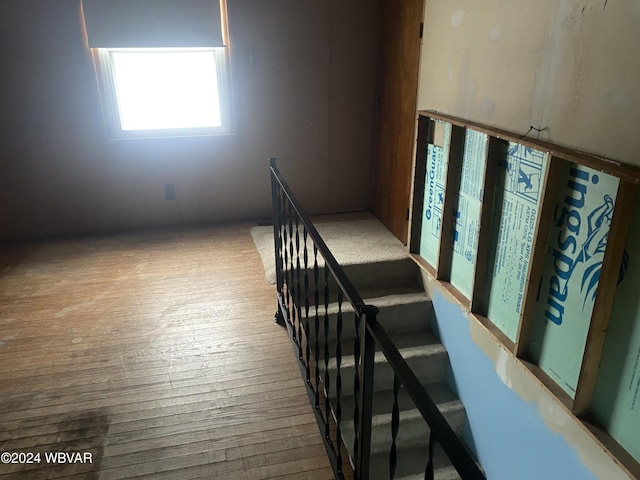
[0,0,377,239]
[418,0,640,165]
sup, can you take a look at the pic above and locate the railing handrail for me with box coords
[367,317,486,479]
[270,157,367,313]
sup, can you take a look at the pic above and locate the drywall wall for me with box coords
[421,272,633,480]
[0,0,377,239]
[418,0,640,166]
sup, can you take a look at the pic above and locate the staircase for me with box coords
[305,256,476,479]
[266,160,482,479]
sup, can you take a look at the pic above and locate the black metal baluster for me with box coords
[356,306,376,480]
[282,199,292,326]
[288,206,296,333]
[313,244,321,410]
[271,182,283,323]
[390,373,401,480]
[425,430,435,480]
[323,263,331,443]
[280,214,287,311]
[335,289,344,474]
[352,311,362,477]
[295,216,303,361]
[303,227,311,383]
[277,189,284,260]
[287,203,296,339]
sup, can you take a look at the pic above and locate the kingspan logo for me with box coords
[544,167,627,325]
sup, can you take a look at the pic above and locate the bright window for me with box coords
[109,48,222,131]
[96,47,229,137]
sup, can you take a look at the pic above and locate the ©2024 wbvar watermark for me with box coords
[1,451,93,465]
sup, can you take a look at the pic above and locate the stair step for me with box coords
[369,401,465,454]
[323,341,449,398]
[336,382,465,460]
[292,257,423,298]
[368,444,463,480]
[304,292,433,343]
[396,466,461,480]
[316,329,440,361]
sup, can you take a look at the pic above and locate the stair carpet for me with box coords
[290,258,472,480]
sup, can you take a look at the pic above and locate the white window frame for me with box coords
[92,46,232,139]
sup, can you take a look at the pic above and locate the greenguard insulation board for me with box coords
[485,144,548,341]
[529,163,620,397]
[591,195,640,462]
[419,121,451,268]
[449,130,488,298]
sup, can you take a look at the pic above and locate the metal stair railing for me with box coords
[270,157,485,480]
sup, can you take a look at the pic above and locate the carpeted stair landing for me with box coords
[250,215,478,480]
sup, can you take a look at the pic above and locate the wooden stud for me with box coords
[470,137,503,314]
[573,181,638,416]
[514,156,563,356]
[436,125,465,282]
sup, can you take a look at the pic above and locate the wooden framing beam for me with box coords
[420,110,640,185]
[436,125,465,282]
[573,180,638,416]
[470,136,503,314]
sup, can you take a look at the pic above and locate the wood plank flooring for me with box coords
[0,223,336,479]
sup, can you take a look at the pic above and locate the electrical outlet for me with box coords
[164,184,176,200]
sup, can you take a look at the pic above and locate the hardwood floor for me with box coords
[0,223,336,479]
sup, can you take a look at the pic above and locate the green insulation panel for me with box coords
[419,121,451,268]
[449,130,488,298]
[485,144,548,341]
[529,163,620,397]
